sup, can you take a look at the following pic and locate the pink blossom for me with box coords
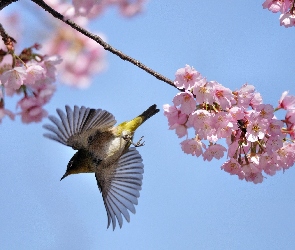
[219,121,238,140]
[276,142,295,169]
[174,64,202,90]
[41,55,62,83]
[188,110,215,139]
[245,112,269,142]
[163,104,188,138]
[280,13,295,27]
[42,24,105,88]
[228,106,245,120]
[119,0,146,17]
[235,83,255,108]
[181,137,206,157]
[278,91,295,109]
[260,152,280,176]
[188,110,211,128]
[173,91,196,115]
[24,64,45,85]
[163,104,187,127]
[213,83,235,109]
[193,80,215,105]
[262,0,291,13]
[267,118,284,136]
[212,111,237,138]
[244,171,264,184]
[265,135,284,154]
[72,0,98,16]
[34,83,56,104]
[250,92,263,108]
[0,67,27,90]
[286,109,295,124]
[197,119,215,140]
[221,158,242,175]
[170,124,188,138]
[165,66,295,183]
[263,0,281,13]
[254,104,274,120]
[288,125,295,140]
[212,111,232,129]
[203,144,226,161]
[17,96,48,123]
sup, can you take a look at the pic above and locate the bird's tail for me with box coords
[115,104,159,135]
[138,104,160,124]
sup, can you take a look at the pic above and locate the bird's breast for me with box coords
[88,131,128,168]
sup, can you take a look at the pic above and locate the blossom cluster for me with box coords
[0,0,147,124]
[0,39,61,123]
[39,0,146,88]
[262,0,295,27]
[42,21,106,88]
[164,65,295,184]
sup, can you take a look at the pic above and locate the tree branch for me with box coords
[29,0,177,89]
[0,0,18,10]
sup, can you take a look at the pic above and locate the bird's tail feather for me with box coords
[138,104,160,124]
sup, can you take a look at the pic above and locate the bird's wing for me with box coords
[95,147,144,230]
[43,105,116,149]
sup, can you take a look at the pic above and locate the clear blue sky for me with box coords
[1,1,295,250]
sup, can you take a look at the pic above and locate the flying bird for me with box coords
[43,104,159,230]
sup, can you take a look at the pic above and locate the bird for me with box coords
[43,104,159,230]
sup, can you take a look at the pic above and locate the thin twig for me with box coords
[0,23,16,52]
[0,0,18,10]
[29,0,177,89]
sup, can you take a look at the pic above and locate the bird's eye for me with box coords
[88,135,93,143]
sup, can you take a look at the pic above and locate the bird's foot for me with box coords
[122,135,145,147]
[134,136,145,147]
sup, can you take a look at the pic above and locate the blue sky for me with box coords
[1,1,295,249]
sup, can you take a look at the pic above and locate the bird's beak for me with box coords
[60,172,69,181]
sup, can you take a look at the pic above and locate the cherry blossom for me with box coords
[174,64,202,90]
[193,80,214,105]
[181,137,206,157]
[278,90,295,110]
[262,0,291,13]
[24,64,45,85]
[43,24,106,88]
[164,64,295,184]
[213,83,235,109]
[245,113,268,142]
[173,91,196,115]
[0,36,61,123]
[262,0,295,28]
[203,144,227,161]
[280,13,295,27]
[0,67,27,90]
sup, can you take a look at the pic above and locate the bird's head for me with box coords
[60,149,94,181]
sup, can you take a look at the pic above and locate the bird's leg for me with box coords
[122,135,145,147]
[134,136,145,147]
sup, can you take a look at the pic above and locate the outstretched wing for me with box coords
[43,105,116,149]
[95,147,144,230]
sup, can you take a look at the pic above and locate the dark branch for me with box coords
[0,23,16,52]
[0,0,18,10]
[30,0,177,89]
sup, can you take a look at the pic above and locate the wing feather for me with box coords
[95,147,144,230]
[43,105,116,148]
